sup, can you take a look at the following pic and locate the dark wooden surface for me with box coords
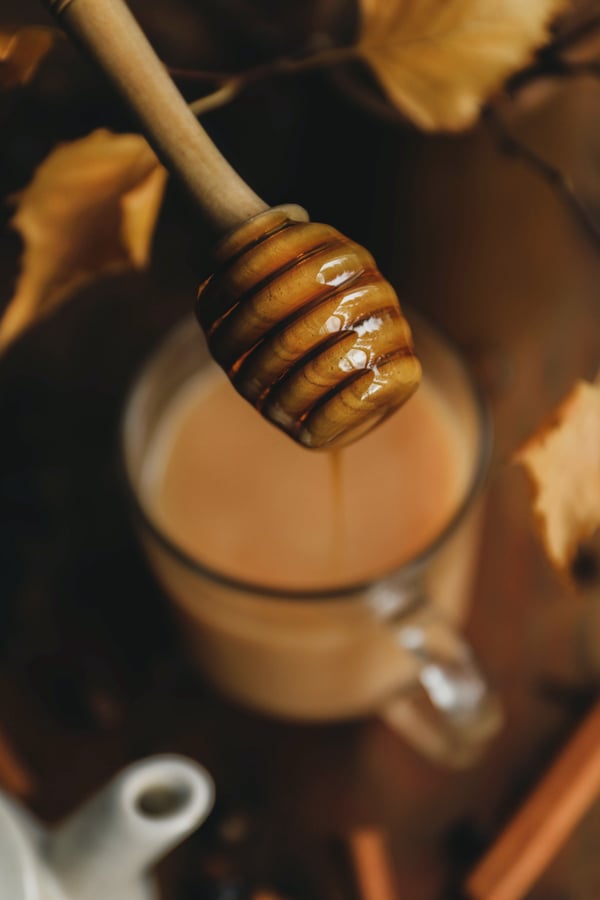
[3,3,600,897]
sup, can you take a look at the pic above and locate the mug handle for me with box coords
[379,598,503,768]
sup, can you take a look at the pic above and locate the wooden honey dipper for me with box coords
[45,0,422,449]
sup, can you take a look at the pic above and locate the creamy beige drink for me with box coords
[124,315,491,739]
[142,371,470,592]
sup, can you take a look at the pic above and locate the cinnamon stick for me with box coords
[466,699,600,900]
[349,828,399,900]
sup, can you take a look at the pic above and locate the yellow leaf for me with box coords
[0,26,54,89]
[0,129,168,352]
[515,379,600,577]
[356,0,567,131]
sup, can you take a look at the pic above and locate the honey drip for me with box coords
[328,449,344,578]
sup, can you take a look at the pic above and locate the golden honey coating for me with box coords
[196,206,422,450]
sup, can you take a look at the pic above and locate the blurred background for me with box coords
[3,1,600,897]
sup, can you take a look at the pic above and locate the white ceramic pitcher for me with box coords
[0,754,214,900]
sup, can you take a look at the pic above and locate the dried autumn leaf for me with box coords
[0,26,54,89]
[356,0,567,131]
[0,129,167,352]
[515,379,600,576]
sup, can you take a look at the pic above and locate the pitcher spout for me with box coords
[44,754,214,900]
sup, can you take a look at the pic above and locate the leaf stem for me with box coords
[189,79,243,116]
[184,45,358,117]
[485,108,600,252]
[508,13,600,94]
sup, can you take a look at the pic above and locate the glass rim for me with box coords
[120,313,493,603]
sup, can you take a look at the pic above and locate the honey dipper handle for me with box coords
[44,0,268,234]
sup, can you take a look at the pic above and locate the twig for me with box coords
[485,108,600,253]
[549,11,600,57]
[168,66,232,83]
[179,45,357,87]
[555,60,600,78]
[493,9,600,259]
[185,45,357,117]
[508,13,600,94]
[189,79,244,116]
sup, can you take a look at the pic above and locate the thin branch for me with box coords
[168,66,232,83]
[548,11,600,57]
[498,11,600,257]
[184,45,358,118]
[508,13,600,94]
[559,60,600,78]
[485,108,600,252]
[189,79,242,116]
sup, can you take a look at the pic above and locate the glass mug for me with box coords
[122,312,502,767]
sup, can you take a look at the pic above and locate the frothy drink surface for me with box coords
[142,370,470,590]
